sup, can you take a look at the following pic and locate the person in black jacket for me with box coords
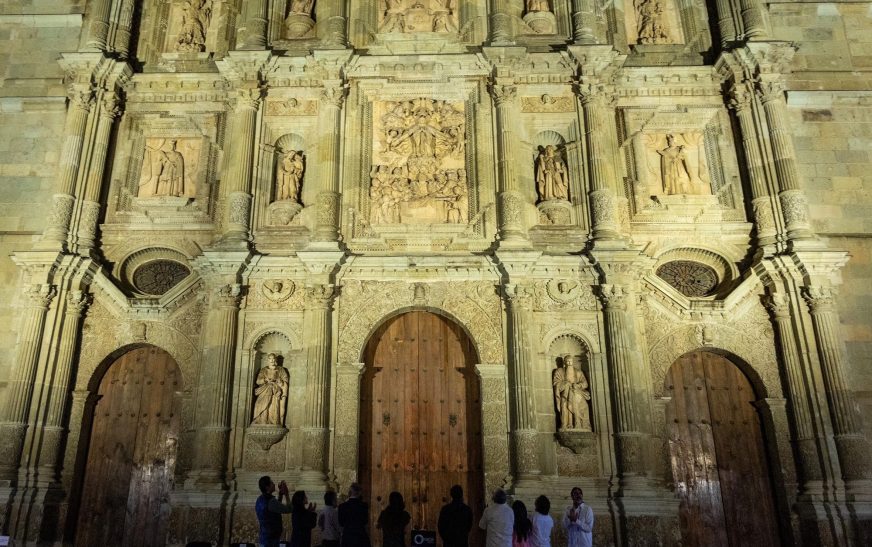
[338,483,371,547]
[438,485,473,547]
[377,491,411,547]
[290,490,318,547]
[256,476,293,547]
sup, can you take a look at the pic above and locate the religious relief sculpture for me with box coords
[275,150,304,203]
[553,355,592,431]
[378,0,458,34]
[536,145,569,202]
[641,133,711,196]
[636,0,668,44]
[285,0,316,38]
[174,0,212,52]
[369,98,469,224]
[251,353,290,426]
[137,138,199,198]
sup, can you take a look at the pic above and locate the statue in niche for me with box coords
[289,0,315,15]
[553,355,592,431]
[526,0,551,12]
[536,145,569,202]
[657,134,693,194]
[252,353,289,426]
[139,139,186,197]
[175,0,212,52]
[378,0,457,33]
[276,150,304,202]
[636,0,669,44]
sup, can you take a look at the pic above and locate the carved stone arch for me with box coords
[648,322,781,399]
[534,129,567,146]
[541,326,600,354]
[275,132,306,152]
[244,326,300,352]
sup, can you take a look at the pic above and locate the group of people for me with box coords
[256,478,594,547]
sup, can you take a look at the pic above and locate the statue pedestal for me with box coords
[556,430,597,454]
[537,199,572,225]
[133,195,192,212]
[268,200,303,226]
[246,425,288,451]
[524,11,557,34]
[285,14,315,38]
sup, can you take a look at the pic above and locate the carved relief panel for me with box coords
[624,0,684,45]
[378,0,459,34]
[136,138,201,199]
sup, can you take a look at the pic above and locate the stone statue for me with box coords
[289,0,315,15]
[657,134,692,194]
[276,150,304,202]
[553,355,592,431]
[636,0,669,44]
[526,0,551,12]
[175,0,212,52]
[140,139,186,197]
[536,145,569,201]
[252,353,290,426]
[380,0,406,32]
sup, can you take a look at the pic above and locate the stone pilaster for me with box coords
[803,286,872,482]
[0,284,56,483]
[300,283,335,487]
[504,283,540,478]
[222,87,262,245]
[489,83,528,246]
[313,83,347,244]
[189,283,241,486]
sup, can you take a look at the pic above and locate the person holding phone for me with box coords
[256,476,293,547]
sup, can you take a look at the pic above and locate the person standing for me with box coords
[319,491,341,547]
[438,485,473,547]
[256,476,293,547]
[511,501,532,547]
[290,490,318,547]
[562,488,593,547]
[530,496,554,547]
[479,489,514,547]
[338,483,371,547]
[377,491,412,547]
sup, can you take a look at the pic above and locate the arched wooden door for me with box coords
[360,311,484,542]
[666,351,781,547]
[76,346,182,547]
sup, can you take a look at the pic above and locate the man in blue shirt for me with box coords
[256,475,293,547]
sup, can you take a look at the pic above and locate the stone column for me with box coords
[112,0,137,57]
[190,283,241,486]
[239,0,268,49]
[571,0,602,44]
[313,84,346,244]
[35,291,90,482]
[41,87,94,249]
[763,292,825,484]
[490,83,528,245]
[81,0,112,50]
[316,1,348,47]
[739,0,767,39]
[803,286,872,482]
[300,284,334,487]
[712,0,737,44]
[490,0,522,44]
[757,80,813,240]
[599,284,648,481]
[727,81,777,244]
[222,88,262,245]
[576,82,621,240]
[504,283,540,478]
[77,92,122,252]
[0,284,56,482]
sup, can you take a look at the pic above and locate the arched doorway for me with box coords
[75,345,182,547]
[360,310,484,541]
[665,350,780,547]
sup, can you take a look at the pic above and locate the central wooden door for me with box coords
[666,351,781,547]
[76,346,181,547]
[360,311,484,542]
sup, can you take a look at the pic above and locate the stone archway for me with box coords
[665,350,781,547]
[75,345,182,547]
[358,310,485,543]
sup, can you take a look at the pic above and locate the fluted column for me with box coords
[490,83,528,245]
[490,0,522,44]
[0,284,56,482]
[300,284,335,486]
[571,0,602,44]
[77,92,122,252]
[764,292,825,485]
[41,87,94,249]
[316,1,348,47]
[81,0,112,50]
[739,0,767,39]
[190,283,241,486]
[758,80,813,240]
[576,82,621,240]
[713,0,737,45]
[505,283,540,477]
[727,81,778,244]
[222,88,261,244]
[36,290,90,482]
[111,0,136,57]
[314,84,346,243]
[599,284,648,480]
[803,287,872,481]
[239,0,268,49]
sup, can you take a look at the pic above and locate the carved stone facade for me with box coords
[1,1,871,546]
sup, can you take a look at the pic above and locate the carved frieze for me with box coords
[520,95,575,113]
[264,98,319,116]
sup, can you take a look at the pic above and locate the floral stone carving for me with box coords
[132,260,191,295]
[656,260,719,297]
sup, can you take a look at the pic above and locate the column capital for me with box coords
[210,283,242,308]
[305,283,336,308]
[66,85,96,112]
[488,83,518,106]
[802,285,837,314]
[763,291,790,319]
[23,284,57,309]
[100,90,123,119]
[598,283,629,311]
[504,282,534,310]
[726,80,755,113]
[231,86,263,111]
[66,290,91,314]
[573,79,616,106]
[756,79,786,104]
[320,83,348,109]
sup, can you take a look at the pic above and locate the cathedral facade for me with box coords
[1,1,871,545]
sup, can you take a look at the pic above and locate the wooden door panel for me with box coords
[666,351,780,547]
[76,346,181,547]
[361,312,483,545]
